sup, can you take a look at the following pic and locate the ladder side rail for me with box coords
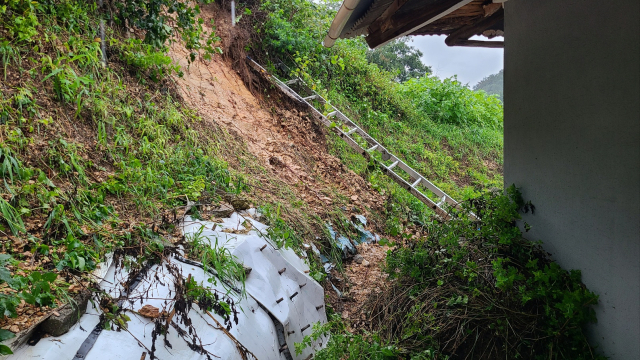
[393,160,459,207]
[330,106,460,209]
[247,57,469,220]
[381,166,450,219]
[333,126,450,219]
[332,111,382,150]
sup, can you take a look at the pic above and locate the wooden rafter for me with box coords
[444,7,504,47]
[366,0,472,48]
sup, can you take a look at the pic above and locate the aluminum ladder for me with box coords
[247,57,473,220]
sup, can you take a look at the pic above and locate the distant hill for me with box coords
[474,69,503,101]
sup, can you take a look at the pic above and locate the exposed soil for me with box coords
[332,242,391,317]
[167,5,396,318]
[168,16,387,221]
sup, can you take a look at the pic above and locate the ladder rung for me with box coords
[248,58,468,221]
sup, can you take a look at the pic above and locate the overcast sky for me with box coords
[410,35,503,87]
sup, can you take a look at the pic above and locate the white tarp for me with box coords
[6,210,327,360]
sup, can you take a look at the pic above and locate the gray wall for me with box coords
[504,1,640,359]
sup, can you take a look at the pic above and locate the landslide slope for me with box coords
[0,1,393,343]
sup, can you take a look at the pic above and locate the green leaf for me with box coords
[0,344,13,355]
[29,271,41,282]
[42,272,57,283]
[0,254,11,264]
[0,267,12,284]
[0,329,15,341]
[219,301,231,315]
[20,291,36,305]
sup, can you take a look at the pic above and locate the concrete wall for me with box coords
[504,1,640,359]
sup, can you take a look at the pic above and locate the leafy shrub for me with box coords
[0,254,58,319]
[296,314,403,360]
[118,38,182,81]
[115,0,220,59]
[399,75,503,129]
[362,186,602,359]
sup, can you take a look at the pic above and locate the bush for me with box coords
[399,75,503,129]
[361,186,602,359]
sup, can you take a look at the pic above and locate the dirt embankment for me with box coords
[169,4,393,317]
[169,11,386,219]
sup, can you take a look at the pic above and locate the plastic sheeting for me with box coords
[182,212,328,359]
[6,210,327,360]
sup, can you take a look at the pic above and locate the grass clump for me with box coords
[185,225,247,292]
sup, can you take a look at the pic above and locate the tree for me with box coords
[366,38,431,82]
[474,69,503,101]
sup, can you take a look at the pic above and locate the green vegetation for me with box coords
[0,0,602,359]
[255,0,503,229]
[377,186,601,359]
[0,0,242,353]
[366,38,431,83]
[250,1,601,359]
[474,69,503,102]
[297,187,602,359]
[185,225,247,292]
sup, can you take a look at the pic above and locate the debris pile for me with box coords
[4,210,327,360]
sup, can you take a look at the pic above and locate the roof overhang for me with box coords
[324,0,506,49]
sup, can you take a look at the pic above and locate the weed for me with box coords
[0,197,25,236]
[186,226,246,293]
[117,38,182,81]
[0,39,20,79]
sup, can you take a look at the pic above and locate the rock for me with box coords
[353,254,364,264]
[269,155,285,167]
[40,290,91,337]
[350,195,358,201]
[210,202,234,218]
[138,305,160,319]
[9,325,19,333]
[362,259,370,267]
[230,197,251,211]
[323,263,335,273]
